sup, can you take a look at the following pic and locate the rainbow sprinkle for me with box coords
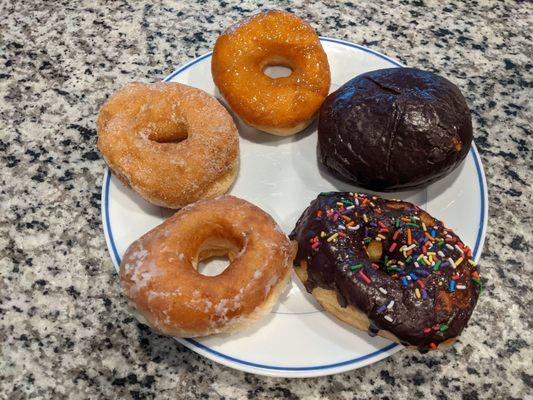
[327,232,338,242]
[359,270,371,283]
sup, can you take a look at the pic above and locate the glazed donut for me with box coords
[97,82,239,208]
[290,192,482,352]
[120,195,295,337]
[212,10,331,136]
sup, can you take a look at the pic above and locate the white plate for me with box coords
[101,38,488,378]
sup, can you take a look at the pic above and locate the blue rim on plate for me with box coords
[101,38,488,374]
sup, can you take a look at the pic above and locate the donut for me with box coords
[97,82,239,208]
[120,195,295,337]
[318,68,472,190]
[212,10,331,136]
[290,192,482,352]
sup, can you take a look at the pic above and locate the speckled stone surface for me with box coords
[1,1,531,399]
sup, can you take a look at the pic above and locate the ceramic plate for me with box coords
[101,38,488,377]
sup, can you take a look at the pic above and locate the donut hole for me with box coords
[193,237,243,277]
[197,256,231,277]
[262,65,293,78]
[367,241,383,262]
[261,57,293,79]
[147,120,188,144]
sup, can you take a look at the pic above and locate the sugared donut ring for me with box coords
[290,192,482,352]
[212,10,331,136]
[120,195,295,337]
[97,82,239,208]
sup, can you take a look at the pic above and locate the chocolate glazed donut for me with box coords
[318,68,473,191]
[290,192,482,352]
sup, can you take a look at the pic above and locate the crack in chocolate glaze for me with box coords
[384,97,403,174]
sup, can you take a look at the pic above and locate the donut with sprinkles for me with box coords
[290,192,482,352]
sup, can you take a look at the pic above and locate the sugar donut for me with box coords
[290,192,482,352]
[120,195,295,337]
[212,10,331,136]
[97,82,239,208]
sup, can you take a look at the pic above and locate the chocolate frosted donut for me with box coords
[318,68,473,191]
[290,192,482,352]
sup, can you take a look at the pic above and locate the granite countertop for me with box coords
[1,1,531,399]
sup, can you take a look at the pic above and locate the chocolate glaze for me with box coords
[290,192,481,351]
[318,68,473,191]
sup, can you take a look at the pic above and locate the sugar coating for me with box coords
[97,82,239,208]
